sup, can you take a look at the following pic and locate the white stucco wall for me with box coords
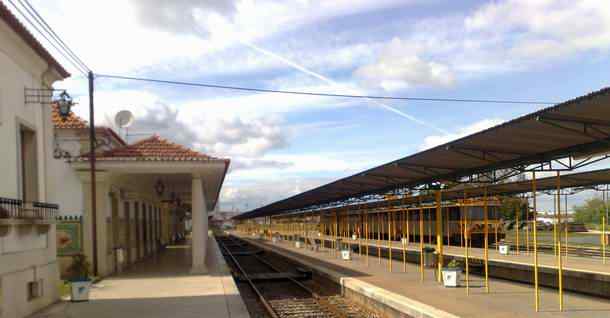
[47,129,85,216]
[0,16,66,318]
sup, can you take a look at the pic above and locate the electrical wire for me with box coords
[20,0,90,72]
[95,73,558,105]
[6,0,88,75]
[5,1,558,106]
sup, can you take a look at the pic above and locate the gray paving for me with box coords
[29,235,249,318]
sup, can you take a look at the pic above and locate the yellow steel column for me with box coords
[407,207,411,247]
[366,211,370,266]
[484,186,489,293]
[403,206,407,272]
[435,190,443,283]
[556,171,564,311]
[515,203,520,255]
[378,212,382,264]
[554,192,558,257]
[603,215,606,265]
[389,205,393,272]
[347,208,351,256]
[526,207,530,255]
[495,221,499,251]
[358,211,364,257]
[600,191,608,264]
[441,207,451,246]
[334,211,338,257]
[460,211,464,248]
[564,194,569,260]
[419,198,424,282]
[464,191,470,295]
[533,171,540,312]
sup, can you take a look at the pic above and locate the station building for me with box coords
[0,2,70,317]
[49,107,230,277]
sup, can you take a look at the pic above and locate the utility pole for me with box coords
[88,71,98,276]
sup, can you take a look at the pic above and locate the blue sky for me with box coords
[16,0,610,211]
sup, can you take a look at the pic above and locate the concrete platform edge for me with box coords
[210,234,251,318]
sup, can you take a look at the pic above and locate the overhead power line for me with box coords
[96,73,558,105]
[20,0,90,72]
[6,0,89,75]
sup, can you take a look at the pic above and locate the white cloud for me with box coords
[419,118,504,151]
[354,38,455,91]
[193,116,288,158]
[464,0,610,59]
[129,0,237,36]
[71,89,289,160]
[356,0,610,87]
[220,177,332,211]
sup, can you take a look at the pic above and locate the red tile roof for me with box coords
[51,103,88,129]
[89,135,226,162]
[0,1,70,78]
[51,103,127,146]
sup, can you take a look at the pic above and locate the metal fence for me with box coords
[0,197,59,220]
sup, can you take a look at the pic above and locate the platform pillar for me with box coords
[191,175,208,274]
[435,191,443,283]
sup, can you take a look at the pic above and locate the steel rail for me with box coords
[217,237,280,318]
[221,235,348,318]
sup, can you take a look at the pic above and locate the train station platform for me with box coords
[237,233,610,318]
[29,235,249,318]
[306,235,610,299]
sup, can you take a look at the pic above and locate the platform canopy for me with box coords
[281,168,610,216]
[237,87,610,220]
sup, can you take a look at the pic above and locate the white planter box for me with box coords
[442,269,461,287]
[341,250,351,260]
[499,244,510,255]
[295,241,302,248]
[352,234,358,240]
[70,281,92,302]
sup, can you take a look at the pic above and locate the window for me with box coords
[19,125,38,202]
[27,279,43,301]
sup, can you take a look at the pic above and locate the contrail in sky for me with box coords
[238,39,449,134]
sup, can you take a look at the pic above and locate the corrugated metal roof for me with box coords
[238,87,610,219]
[236,168,610,219]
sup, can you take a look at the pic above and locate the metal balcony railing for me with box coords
[0,197,59,221]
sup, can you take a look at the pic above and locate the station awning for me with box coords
[286,168,610,216]
[237,87,610,220]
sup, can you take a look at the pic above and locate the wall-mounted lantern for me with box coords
[55,91,74,121]
[154,179,165,197]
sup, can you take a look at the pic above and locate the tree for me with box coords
[573,197,609,225]
[499,196,526,221]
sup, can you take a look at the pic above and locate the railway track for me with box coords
[217,235,382,318]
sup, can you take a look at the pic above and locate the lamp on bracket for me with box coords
[55,91,74,121]
[154,179,165,197]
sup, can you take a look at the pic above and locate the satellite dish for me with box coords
[115,110,134,128]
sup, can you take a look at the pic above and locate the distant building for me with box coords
[0,2,70,317]
[210,210,241,229]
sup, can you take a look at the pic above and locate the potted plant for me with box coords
[68,254,92,302]
[442,259,463,287]
[498,240,510,255]
[340,242,351,260]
